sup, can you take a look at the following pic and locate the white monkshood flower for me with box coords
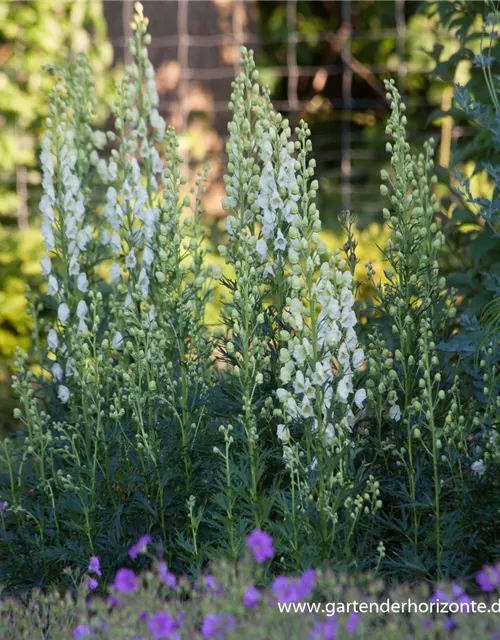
[112,332,124,350]
[263,263,274,280]
[76,300,88,319]
[352,348,365,371]
[312,362,327,386]
[301,397,314,419]
[77,273,89,293]
[78,318,88,335]
[66,358,76,378]
[41,255,52,276]
[256,238,268,260]
[225,216,238,236]
[389,404,401,422]
[52,363,63,382]
[277,424,290,443]
[143,245,154,266]
[41,220,55,251]
[47,275,59,296]
[337,375,353,403]
[58,385,70,404]
[138,268,150,297]
[58,303,70,323]
[67,252,79,277]
[354,388,367,408]
[274,230,287,252]
[471,459,486,476]
[47,329,58,351]
[125,249,137,270]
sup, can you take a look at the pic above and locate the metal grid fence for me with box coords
[103,0,462,222]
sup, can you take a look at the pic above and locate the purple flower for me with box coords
[148,611,177,639]
[443,617,457,631]
[310,617,338,640]
[0,501,6,518]
[243,585,261,609]
[201,612,234,639]
[297,569,316,599]
[452,583,472,609]
[246,529,274,563]
[430,588,450,603]
[108,593,121,607]
[158,562,177,589]
[272,576,299,603]
[87,577,98,590]
[345,612,360,635]
[129,534,152,559]
[73,624,92,639]
[113,568,138,594]
[477,565,500,592]
[88,556,102,577]
[204,574,223,596]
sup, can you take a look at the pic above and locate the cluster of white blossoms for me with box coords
[99,16,166,304]
[268,123,366,449]
[38,61,100,404]
[220,50,367,456]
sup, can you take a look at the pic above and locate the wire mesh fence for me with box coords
[103,0,463,226]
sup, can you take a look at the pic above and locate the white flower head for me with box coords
[76,300,88,319]
[354,388,367,408]
[471,459,486,476]
[125,249,137,270]
[112,332,124,350]
[277,424,290,443]
[274,230,287,253]
[47,329,58,351]
[41,255,52,276]
[47,275,59,296]
[77,273,89,293]
[256,238,268,260]
[352,348,365,371]
[337,375,353,403]
[58,385,70,404]
[52,362,63,382]
[389,404,401,422]
[58,303,70,323]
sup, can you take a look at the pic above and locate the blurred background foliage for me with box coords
[0,0,114,429]
[0,0,495,433]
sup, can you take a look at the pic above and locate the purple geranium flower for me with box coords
[148,611,178,639]
[158,562,177,589]
[204,574,223,596]
[73,624,92,639]
[452,583,472,609]
[87,577,98,590]
[113,567,138,594]
[129,534,152,559]
[345,612,360,635]
[297,569,316,599]
[272,576,299,604]
[88,556,102,577]
[477,565,500,592]
[201,612,234,639]
[246,529,274,563]
[243,585,261,609]
[0,501,7,518]
[310,617,338,640]
[430,588,451,603]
